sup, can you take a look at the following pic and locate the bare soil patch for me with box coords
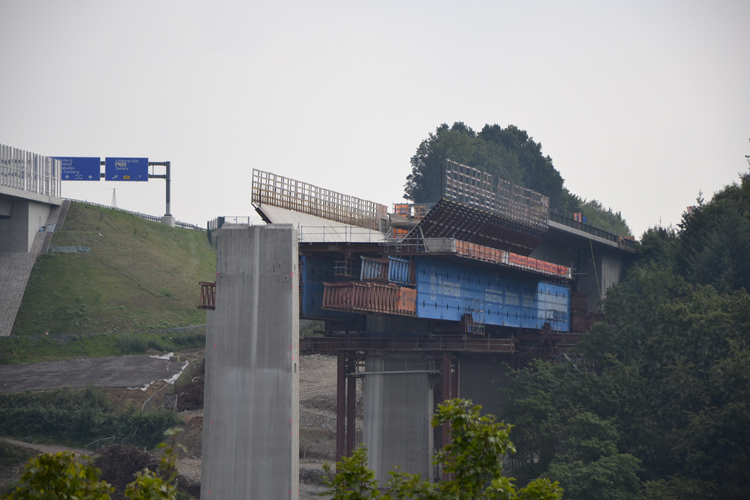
[175,359,204,412]
[95,445,157,500]
[101,380,171,413]
[2,350,342,499]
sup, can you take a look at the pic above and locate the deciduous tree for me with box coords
[323,398,563,500]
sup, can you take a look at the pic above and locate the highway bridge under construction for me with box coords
[199,161,635,499]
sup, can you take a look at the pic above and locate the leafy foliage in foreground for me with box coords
[3,451,114,499]
[323,398,562,500]
[503,170,750,499]
[1,430,184,500]
[0,387,181,450]
[124,429,183,500]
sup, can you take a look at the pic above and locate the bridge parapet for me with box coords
[549,212,636,251]
[0,144,61,201]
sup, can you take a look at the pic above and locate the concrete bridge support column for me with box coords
[363,356,434,483]
[201,224,299,500]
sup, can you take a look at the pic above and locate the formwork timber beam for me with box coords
[514,332,581,342]
[346,358,357,457]
[440,353,454,481]
[336,353,346,464]
[300,335,515,354]
[298,242,388,256]
[335,353,365,465]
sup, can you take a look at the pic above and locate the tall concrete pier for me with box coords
[201,224,299,499]
[363,356,434,483]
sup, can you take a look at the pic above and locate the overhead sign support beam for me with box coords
[57,155,174,226]
[96,159,173,224]
[147,161,172,217]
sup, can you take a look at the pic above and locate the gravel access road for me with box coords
[0,355,187,393]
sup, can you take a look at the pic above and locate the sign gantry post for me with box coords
[55,156,174,227]
[97,158,173,225]
[148,161,173,225]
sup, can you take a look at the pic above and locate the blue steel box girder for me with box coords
[414,257,569,332]
[301,251,571,333]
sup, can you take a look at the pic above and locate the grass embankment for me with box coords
[12,202,216,336]
[0,328,206,365]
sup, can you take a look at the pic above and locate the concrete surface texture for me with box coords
[0,200,51,253]
[201,224,300,500]
[0,355,188,393]
[0,252,37,335]
[0,201,65,335]
[363,355,434,483]
[160,215,175,227]
[256,204,386,243]
[599,250,623,301]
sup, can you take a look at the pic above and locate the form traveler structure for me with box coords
[200,163,635,486]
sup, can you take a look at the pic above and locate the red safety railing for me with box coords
[198,282,216,310]
[323,281,416,316]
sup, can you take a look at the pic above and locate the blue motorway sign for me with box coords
[54,157,101,181]
[105,157,148,181]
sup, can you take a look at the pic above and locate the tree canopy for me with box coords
[323,398,563,500]
[405,122,631,236]
[674,172,750,293]
[502,170,750,500]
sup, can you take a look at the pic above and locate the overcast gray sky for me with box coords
[2,0,748,238]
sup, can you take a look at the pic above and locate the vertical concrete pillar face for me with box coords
[600,250,622,300]
[201,224,299,500]
[363,356,434,483]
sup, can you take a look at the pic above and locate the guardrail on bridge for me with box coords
[0,144,61,198]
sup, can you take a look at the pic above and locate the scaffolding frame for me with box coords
[251,169,387,230]
[443,159,549,231]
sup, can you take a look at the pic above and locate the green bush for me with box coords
[118,333,149,354]
[116,332,205,356]
[3,430,184,500]
[2,451,114,500]
[0,442,33,468]
[0,387,181,450]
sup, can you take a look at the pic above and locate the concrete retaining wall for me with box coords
[0,202,65,335]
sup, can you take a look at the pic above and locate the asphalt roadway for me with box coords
[0,355,188,393]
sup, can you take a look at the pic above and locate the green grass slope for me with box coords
[0,329,206,365]
[12,202,216,335]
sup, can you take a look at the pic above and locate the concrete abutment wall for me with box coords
[0,199,51,252]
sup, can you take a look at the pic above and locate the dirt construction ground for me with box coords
[0,351,354,499]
